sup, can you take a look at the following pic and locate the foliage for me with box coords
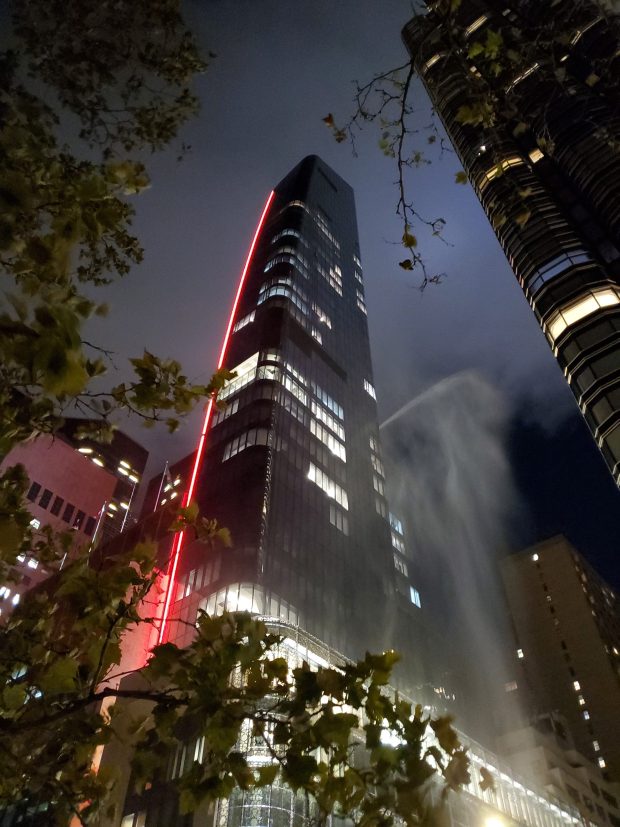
[326,0,620,288]
[0,470,477,824]
[0,0,219,453]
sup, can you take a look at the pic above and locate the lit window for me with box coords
[117,466,128,476]
[311,383,344,419]
[391,533,406,554]
[307,463,349,510]
[356,290,367,315]
[92,457,104,467]
[389,513,403,535]
[375,497,387,518]
[29,518,41,530]
[529,148,544,163]
[532,553,539,562]
[0,586,10,598]
[311,303,332,329]
[481,156,525,187]
[373,474,385,496]
[311,419,346,462]
[233,310,255,333]
[578,695,586,706]
[421,53,442,73]
[506,62,539,92]
[27,559,38,570]
[517,648,524,659]
[364,379,376,400]
[393,554,408,576]
[128,474,139,484]
[573,680,581,691]
[311,401,345,440]
[218,352,260,401]
[593,740,600,752]
[598,757,606,769]
[11,593,20,606]
[222,427,270,462]
[505,681,518,692]
[583,710,590,720]
[78,447,93,454]
[410,586,421,608]
[464,13,488,36]
[546,288,620,344]
[120,502,129,510]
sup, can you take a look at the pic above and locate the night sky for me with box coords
[85,1,619,586]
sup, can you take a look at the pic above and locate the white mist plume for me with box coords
[381,371,521,738]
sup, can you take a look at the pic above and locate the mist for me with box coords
[381,371,526,743]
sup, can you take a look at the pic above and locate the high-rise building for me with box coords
[500,536,620,781]
[99,158,586,827]
[403,2,620,483]
[150,155,427,674]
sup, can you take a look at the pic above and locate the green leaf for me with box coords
[39,657,79,694]
[256,764,278,786]
[455,171,468,185]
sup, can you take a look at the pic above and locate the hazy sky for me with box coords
[83,1,619,581]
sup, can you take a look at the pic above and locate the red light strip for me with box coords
[157,189,276,643]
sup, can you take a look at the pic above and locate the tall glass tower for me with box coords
[404,1,620,483]
[158,156,426,674]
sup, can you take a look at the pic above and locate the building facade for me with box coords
[403,1,620,483]
[0,424,148,614]
[498,713,620,827]
[501,536,620,782]
[155,156,426,678]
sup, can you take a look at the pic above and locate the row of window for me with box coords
[307,462,348,510]
[222,427,270,462]
[546,287,620,345]
[26,481,96,536]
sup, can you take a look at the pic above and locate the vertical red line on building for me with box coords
[157,190,276,643]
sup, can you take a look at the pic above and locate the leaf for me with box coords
[431,716,460,754]
[257,764,278,786]
[39,657,79,694]
[480,766,495,792]
[514,209,531,227]
[399,259,414,270]
[585,73,600,87]
[402,228,418,249]
[322,113,335,126]
[455,171,468,185]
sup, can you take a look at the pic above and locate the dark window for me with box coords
[26,482,41,502]
[591,782,600,796]
[84,516,96,537]
[50,496,64,516]
[39,489,53,509]
[73,510,85,530]
[62,504,75,524]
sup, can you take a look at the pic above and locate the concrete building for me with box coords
[500,537,620,781]
[498,713,620,827]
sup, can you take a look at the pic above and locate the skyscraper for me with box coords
[403,1,620,483]
[152,155,426,680]
[103,158,584,827]
[501,536,620,782]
